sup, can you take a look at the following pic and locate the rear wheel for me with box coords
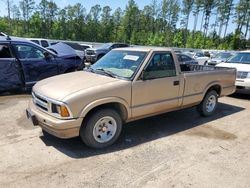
[197,90,218,117]
[80,109,122,149]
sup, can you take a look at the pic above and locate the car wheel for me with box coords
[197,90,218,117]
[80,109,122,149]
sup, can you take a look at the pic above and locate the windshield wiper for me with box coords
[94,68,117,78]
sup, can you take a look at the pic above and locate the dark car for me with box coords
[85,43,130,64]
[176,53,198,65]
[0,36,82,92]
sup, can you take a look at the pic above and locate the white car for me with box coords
[184,51,210,65]
[26,38,52,48]
[216,51,250,94]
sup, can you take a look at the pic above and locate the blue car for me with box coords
[0,36,82,92]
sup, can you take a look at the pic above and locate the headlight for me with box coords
[51,103,70,117]
[248,72,250,78]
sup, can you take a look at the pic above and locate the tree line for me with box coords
[0,0,249,50]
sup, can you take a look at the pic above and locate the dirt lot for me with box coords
[0,93,249,188]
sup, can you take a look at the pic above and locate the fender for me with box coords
[202,81,222,97]
[79,97,131,119]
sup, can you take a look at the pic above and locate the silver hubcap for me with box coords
[93,116,117,143]
[206,95,216,113]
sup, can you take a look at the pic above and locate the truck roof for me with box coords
[113,46,174,52]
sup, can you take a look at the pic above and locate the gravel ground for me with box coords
[0,93,249,188]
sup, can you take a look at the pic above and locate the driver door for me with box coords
[0,42,23,91]
[132,52,181,118]
[12,43,58,85]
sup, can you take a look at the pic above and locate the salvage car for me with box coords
[85,43,130,63]
[27,47,236,149]
[216,51,250,94]
[0,36,82,92]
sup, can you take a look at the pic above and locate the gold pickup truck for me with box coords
[26,47,236,148]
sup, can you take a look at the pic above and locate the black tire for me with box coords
[80,109,122,149]
[42,129,52,138]
[197,90,218,117]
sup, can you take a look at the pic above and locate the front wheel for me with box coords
[80,109,122,149]
[197,90,218,117]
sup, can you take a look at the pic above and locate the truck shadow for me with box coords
[229,93,250,100]
[40,102,244,159]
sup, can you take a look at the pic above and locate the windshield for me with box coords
[90,50,147,79]
[214,52,232,59]
[227,53,250,64]
[195,52,204,57]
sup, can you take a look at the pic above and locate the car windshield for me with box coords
[227,53,250,64]
[90,50,147,79]
[214,52,232,59]
[195,52,204,57]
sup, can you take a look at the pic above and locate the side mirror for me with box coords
[44,51,51,60]
[141,70,148,81]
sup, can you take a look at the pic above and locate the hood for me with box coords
[48,42,77,57]
[33,71,119,101]
[216,63,250,72]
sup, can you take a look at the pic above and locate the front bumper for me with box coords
[235,79,250,94]
[27,100,83,139]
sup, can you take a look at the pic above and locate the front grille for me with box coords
[32,92,49,112]
[86,50,95,55]
[237,71,248,79]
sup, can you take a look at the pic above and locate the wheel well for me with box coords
[83,102,128,123]
[206,85,221,96]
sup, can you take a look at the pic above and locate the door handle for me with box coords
[173,81,180,86]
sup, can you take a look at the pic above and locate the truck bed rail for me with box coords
[180,64,234,72]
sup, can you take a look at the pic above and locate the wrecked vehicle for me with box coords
[0,37,82,92]
[27,47,236,149]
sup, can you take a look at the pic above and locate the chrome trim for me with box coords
[32,91,74,119]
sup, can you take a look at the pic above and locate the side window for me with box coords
[182,55,192,61]
[177,55,182,62]
[144,53,176,79]
[13,44,45,59]
[41,40,49,48]
[31,40,39,45]
[119,44,129,48]
[111,44,119,49]
[0,43,12,58]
